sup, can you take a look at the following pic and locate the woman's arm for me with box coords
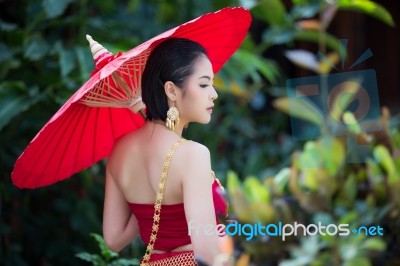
[182,142,221,265]
[103,167,139,252]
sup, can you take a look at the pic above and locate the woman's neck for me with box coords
[150,119,183,138]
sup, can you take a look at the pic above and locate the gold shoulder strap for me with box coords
[141,138,186,266]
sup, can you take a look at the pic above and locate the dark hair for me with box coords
[141,38,208,121]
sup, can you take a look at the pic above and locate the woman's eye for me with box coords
[200,84,209,88]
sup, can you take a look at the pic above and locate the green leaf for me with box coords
[366,158,383,183]
[340,244,359,261]
[24,36,49,61]
[373,145,398,184]
[252,0,287,26]
[291,2,322,19]
[0,20,17,31]
[328,80,360,122]
[294,30,343,52]
[61,53,75,78]
[75,252,105,265]
[343,112,361,134]
[373,145,395,175]
[0,82,45,131]
[360,237,386,251]
[339,211,359,225]
[262,27,297,47]
[302,168,320,190]
[57,42,76,78]
[273,167,291,194]
[42,0,74,19]
[338,0,395,27]
[243,176,270,203]
[215,47,280,98]
[299,141,321,169]
[319,136,345,176]
[227,170,241,191]
[292,0,318,4]
[89,233,118,261]
[344,256,372,266]
[226,170,253,222]
[75,46,93,81]
[243,176,275,222]
[233,49,280,84]
[273,97,324,126]
[75,252,95,262]
[0,43,13,62]
[344,174,357,204]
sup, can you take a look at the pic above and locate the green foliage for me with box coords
[43,0,75,19]
[337,0,395,27]
[223,0,398,265]
[249,0,343,53]
[273,96,324,127]
[75,233,140,266]
[252,0,288,26]
[0,82,45,131]
[227,112,400,264]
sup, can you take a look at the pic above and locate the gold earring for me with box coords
[166,104,180,131]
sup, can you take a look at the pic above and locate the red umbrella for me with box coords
[12,7,252,189]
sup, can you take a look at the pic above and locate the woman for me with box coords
[102,38,230,265]
[10,6,251,265]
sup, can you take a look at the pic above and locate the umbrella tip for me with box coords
[86,34,112,62]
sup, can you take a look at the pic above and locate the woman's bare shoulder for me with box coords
[180,140,210,159]
[178,140,212,182]
[107,129,143,166]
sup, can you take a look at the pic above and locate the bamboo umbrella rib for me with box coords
[79,50,150,111]
[111,72,135,99]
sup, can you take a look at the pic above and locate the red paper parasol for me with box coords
[12,7,251,188]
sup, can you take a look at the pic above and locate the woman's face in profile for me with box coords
[176,54,218,124]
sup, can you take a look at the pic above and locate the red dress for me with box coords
[128,178,227,261]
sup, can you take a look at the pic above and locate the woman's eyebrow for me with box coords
[198,75,214,80]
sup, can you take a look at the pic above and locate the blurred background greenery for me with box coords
[1,0,399,265]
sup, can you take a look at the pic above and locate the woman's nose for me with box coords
[211,86,218,100]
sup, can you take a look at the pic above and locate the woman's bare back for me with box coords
[107,122,189,205]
